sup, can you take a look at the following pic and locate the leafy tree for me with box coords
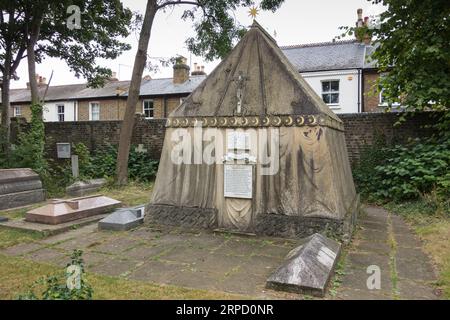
[116,0,285,185]
[339,0,450,134]
[0,0,132,162]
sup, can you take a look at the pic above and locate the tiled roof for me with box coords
[281,40,376,72]
[139,75,206,96]
[6,40,378,104]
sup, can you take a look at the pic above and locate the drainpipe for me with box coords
[163,96,168,118]
[357,69,362,113]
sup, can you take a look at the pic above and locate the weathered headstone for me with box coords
[266,233,341,297]
[0,168,45,210]
[98,205,145,231]
[66,178,107,197]
[71,155,79,179]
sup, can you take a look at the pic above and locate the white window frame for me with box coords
[13,106,22,117]
[321,80,340,107]
[89,102,100,121]
[143,99,154,119]
[57,104,65,122]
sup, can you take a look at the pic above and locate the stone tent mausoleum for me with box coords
[147,21,359,239]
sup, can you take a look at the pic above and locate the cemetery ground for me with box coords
[0,182,447,300]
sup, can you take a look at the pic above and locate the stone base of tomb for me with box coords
[145,204,217,229]
[146,195,360,240]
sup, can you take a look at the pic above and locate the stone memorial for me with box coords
[0,168,45,210]
[25,195,121,225]
[66,178,107,197]
[98,205,145,231]
[147,21,359,239]
[266,233,341,297]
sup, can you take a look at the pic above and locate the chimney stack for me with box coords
[355,8,372,44]
[173,56,190,84]
[27,73,47,88]
[191,63,207,76]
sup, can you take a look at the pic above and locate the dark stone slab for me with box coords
[98,205,145,231]
[0,216,8,222]
[266,233,341,297]
[0,168,45,210]
[66,179,107,197]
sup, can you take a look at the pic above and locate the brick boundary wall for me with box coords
[10,112,438,167]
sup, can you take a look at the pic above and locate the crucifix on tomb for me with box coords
[233,71,249,115]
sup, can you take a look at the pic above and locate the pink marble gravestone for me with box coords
[25,195,121,225]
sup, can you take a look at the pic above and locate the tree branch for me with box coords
[157,0,200,10]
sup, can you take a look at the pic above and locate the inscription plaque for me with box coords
[224,164,253,199]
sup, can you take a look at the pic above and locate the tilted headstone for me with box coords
[266,233,341,297]
[66,178,107,197]
[98,205,145,231]
[0,168,45,210]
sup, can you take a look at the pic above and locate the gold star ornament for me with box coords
[248,6,259,20]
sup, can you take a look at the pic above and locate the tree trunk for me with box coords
[26,8,44,111]
[116,0,158,186]
[1,75,11,159]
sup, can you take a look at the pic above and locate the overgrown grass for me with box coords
[0,254,245,300]
[99,180,154,207]
[384,200,450,299]
[0,228,43,250]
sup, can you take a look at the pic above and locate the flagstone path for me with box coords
[336,206,439,300]
[1,206,440,299]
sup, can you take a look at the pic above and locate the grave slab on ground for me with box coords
[25,195,121,225]
[266,233,341,297]
[66,178,107,197]
[0,168,45,210]
[98,205,145,231]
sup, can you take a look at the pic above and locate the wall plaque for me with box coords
[224,164,253,199]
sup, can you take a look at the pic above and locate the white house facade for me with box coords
[42,101,78,122]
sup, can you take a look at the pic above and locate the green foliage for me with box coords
[18,250,93,300]
[354,136,450,203]
[80,144,158,182]
[10,104,47,174]
[338,0,450,135]
[72,142,92,180]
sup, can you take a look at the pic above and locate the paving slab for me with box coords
[25,248,69,266]
[89,257,142,277]
[397,278,439,300]
[1,242,44,256]
[357,240,391,254]
[336,287,392,300]
[395,258,436,281]
[127,260,182,283]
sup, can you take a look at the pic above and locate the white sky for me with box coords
[11,0,384,89]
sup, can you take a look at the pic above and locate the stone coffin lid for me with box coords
[170,20,341,123]
[266,233,341,297]
[0,168,40,184]
[26,195,121,217]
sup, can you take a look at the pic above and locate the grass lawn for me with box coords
[384,201,450,299]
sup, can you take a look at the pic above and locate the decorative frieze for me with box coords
[166,114,344,131]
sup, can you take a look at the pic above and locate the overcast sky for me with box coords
[11,0,384,89]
